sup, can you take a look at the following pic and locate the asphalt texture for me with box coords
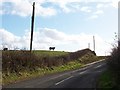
[2,59,108,89]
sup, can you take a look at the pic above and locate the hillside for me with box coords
[2,48,100,75]
[33,50,69,57]
[33,48,96,58]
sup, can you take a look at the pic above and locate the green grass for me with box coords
[2,60,82,85]
[33,50,69,57]
[98,70,116,89]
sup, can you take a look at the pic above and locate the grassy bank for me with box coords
[3,60,82,85]
[2,49,106,85]
[3,57,104,85]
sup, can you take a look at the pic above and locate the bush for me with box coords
[2,50,67,75]
[107,41,120,88]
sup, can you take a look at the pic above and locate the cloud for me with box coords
[0,10,3,15]
[88,9,104,19]
[96,4,104,8]
[43,28,66,40]
[111,1,119,8]
[96,1,119,9]
[80,6,92,13]
[48,0,81,13]
[94,10,104,15]
[0,28,21,49]
[35,5,57,17]
[89,15,98,19]
[2,0,57,17]
[11,0,32,17]
[1,0,118,17]
[0,28,112,55]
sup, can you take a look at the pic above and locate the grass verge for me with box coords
[97,70,117,89]
[2,60,82,85]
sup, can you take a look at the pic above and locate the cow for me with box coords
[49,47,55,51]
[3,48,8,51]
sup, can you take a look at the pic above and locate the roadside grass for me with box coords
[3,56,104,85]
[79,53,107,64]
[2,60,82,85]
[98,70,116,89]
[2,49,106,85]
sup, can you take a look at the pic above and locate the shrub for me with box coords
[107,41,120,88]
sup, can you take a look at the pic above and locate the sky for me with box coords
[0,0,119,56]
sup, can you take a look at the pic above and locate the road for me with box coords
[3,59,107,89]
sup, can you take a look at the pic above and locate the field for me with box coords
[33,50,69,57]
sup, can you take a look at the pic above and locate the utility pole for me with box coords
[88,43,90,49]
[30,2,35,52]
[93,36,95,52]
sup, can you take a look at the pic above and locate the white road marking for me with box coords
[72,67,88,73]
[55,76,74,85]
[50,72,70,80]
[94,64,103,69]
[78,70,88,75]
[83,59,105,67]
[96,70,103,73]
[95,65,102,68]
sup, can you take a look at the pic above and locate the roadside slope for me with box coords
[3,59,107,88]
[2,48,106,85]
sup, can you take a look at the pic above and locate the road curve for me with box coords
[3,59,108,89]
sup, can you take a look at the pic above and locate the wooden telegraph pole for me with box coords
[88,43,90,49]
[30,2,35,52]
[93,36,95,52]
